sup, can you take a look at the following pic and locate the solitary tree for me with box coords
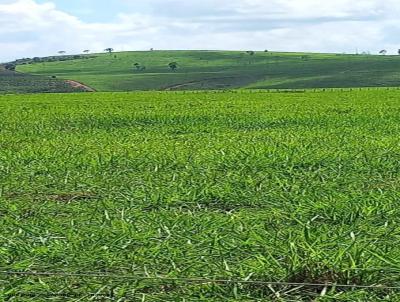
[379,49,387,55]
[168,62,178,71]
[398,49,400,55]
[246,50,255,56]
[104,48,114,54]
[83,50,90,54]
[58,51,66,55]
[132,63,146,72]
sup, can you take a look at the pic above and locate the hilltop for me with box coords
[9,50,400,92]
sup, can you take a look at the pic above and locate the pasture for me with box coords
[17,50,400,91]
[1,90,400,300]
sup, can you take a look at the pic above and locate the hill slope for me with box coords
[0,67,88,94]
[17,50,400,91]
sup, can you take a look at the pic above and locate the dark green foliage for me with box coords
[5,55,94,68]
[133,63,146,72]
[0,68,86,94]
[168,61,178,71]
[3,63,16,71]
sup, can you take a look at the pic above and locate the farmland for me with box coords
[2,90,400,300]
[16,50,400,92]
[0,67,86,94]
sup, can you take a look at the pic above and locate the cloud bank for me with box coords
[1,0,400,62]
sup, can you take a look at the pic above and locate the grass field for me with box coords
[2,90,400,300]
[16,50,400,91]
[0,67,85,94]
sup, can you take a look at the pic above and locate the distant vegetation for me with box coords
[0,51,94,75]
[15,50,400,92]
[0,66,88,94]
[168,61,178,71]
[4,54,95,68]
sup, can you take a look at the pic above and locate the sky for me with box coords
[1,0,400,62]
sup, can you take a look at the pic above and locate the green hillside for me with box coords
[0,67,87,94]
[17,50,400,91]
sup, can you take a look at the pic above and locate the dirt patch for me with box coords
[164,77,236,90]
[164,80,202,90]
[65,80,96,92]
[48,192,98,203]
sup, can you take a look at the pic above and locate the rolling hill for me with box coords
[13,50,400,91]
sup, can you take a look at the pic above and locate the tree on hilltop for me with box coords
[104,48,114,54]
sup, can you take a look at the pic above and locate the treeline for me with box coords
[2,55,96,71]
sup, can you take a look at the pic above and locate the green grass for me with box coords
[16,50,400,91]
[0,67,85,94]
[2,90,400,300]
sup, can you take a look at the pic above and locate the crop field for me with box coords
[2,90,400,301]
[0,68,85,94]
[17,50,400,92]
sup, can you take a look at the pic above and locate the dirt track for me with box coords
[66,80,96,92]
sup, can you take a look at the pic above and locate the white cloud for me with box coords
[1,0,400,62]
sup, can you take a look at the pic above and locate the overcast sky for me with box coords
[1,0,400,62]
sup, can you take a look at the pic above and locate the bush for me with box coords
[4,63,16,71]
